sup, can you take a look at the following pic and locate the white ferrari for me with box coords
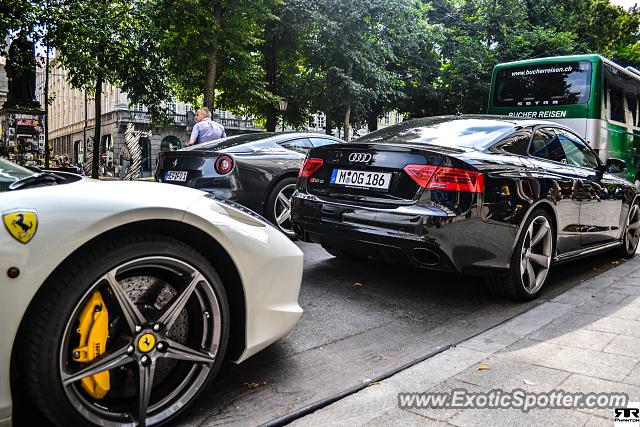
[0,158,303,426]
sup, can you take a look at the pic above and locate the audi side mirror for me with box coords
[605,158,626,174]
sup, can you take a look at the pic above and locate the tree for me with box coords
[259,0,315,131]
[52,0,171,178]
[305,0,430,140]
[153,0,275,114]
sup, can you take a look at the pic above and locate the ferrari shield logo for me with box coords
[3,210,38,244]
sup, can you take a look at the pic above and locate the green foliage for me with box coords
[151,0,275,112]
[3,0,640,135]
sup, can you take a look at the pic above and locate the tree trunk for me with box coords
[204,51,218,110]
[325,109,332,135]
[343,93,351,142]
[44,28,50,168]
[367,108,380,132]
[91,73,103,179]
[204,5,223,109]
[264,20,278,132]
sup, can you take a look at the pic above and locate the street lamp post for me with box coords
[277,99,288,132]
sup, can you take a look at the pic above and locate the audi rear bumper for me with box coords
[291,193,518,274]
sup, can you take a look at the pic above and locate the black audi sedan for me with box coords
[291,115,640,301]
[155,132,342,237]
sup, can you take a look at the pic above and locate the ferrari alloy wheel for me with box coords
[486,209,554,301]
[617,203,640,258]
[22,234,229,426]
[266,177,298,239]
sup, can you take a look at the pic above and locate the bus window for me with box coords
[609,86,625,123]
[493,62,591,108]
[627,94,638,127]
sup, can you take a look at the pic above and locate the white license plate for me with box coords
[165,171,188,181]
[330,169,391,190]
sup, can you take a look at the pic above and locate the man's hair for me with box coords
[198,107,212,118]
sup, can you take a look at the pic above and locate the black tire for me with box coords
[485,209,555,302]
[21,233,229,426]
[615,202,640,258]
[265,177,298,239]
[321,244,369,262]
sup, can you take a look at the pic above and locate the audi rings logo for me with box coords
[348,153,373,163]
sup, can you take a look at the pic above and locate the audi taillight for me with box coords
[403,164,484,193]
[215,155,234,174]
[299,158,324,178]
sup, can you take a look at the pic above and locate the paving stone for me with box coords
[403,379,489,422]
[385,346,491,392]
[607,283,640,296]
[603,335,640,358]
[574,293,640,320]
[583,414,620,426]
[498,338,638,382]
[586,316,640,338]
[551,277,620,305]
[460,302,573,353]
[600,259,640,277]
[449,407,591,427]
[289,346,489,426]
[615,277,640,287]
[624,363,640,387]
[529,328,617,351]
[453,355,570,392]
[558,373,640,419]
[368,409,449,426]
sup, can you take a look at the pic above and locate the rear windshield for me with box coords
[182,132,277,151]
[493,61,592,108]
[357,117,515,149]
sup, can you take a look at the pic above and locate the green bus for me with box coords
[488,54,640,184]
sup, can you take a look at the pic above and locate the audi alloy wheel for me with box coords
[486,209,554,301]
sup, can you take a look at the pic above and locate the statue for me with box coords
[4,32,39,109]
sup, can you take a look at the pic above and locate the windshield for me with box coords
[357,117,515,149]
[0,158,35,192]
[493,61,592,107]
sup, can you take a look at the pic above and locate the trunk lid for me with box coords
[302,143,479,206]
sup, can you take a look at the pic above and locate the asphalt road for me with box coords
[175,241,623,427]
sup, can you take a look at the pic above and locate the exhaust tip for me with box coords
[411,247,441,266]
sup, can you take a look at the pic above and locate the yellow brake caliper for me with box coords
[72,291,110,399]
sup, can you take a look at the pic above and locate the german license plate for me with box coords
[165,171,188,181]
[330,169,391,190]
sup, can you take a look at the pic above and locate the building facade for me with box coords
[307,111,405,139]
[35,59,260,177]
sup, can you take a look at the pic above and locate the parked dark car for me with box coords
[155,132,343,237]
[291,115,640,301]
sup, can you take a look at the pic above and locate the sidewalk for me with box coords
[292,257,640,426]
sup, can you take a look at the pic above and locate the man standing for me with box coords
[187,107,226,146]
[119,146,131,179]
